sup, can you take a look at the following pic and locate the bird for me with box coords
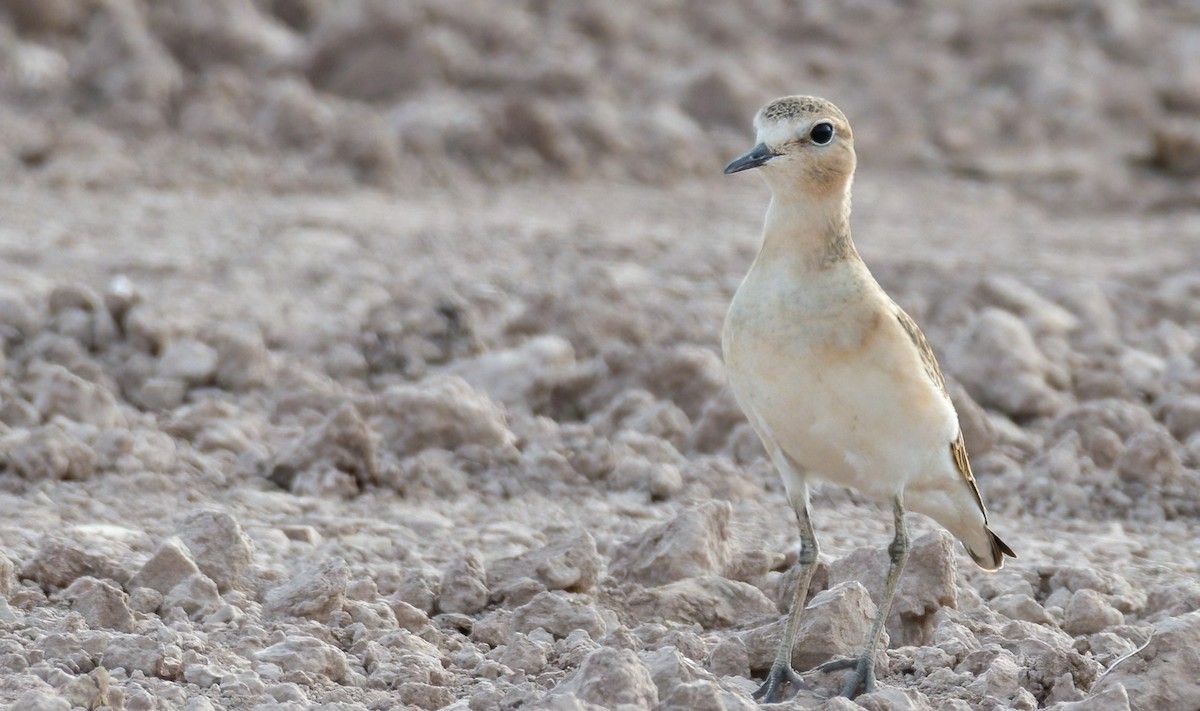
[720,95,1015,702]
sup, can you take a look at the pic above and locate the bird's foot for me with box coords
[815,656,875,698]
[752,660,809,703]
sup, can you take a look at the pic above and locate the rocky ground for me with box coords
[2,2,1200,711]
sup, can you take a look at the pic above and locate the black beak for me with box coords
[724,143,775,174]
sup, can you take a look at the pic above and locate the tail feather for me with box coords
[967,527,1016,571]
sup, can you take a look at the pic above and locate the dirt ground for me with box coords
[2,2,1200,711]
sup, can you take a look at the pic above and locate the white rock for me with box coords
[177,509,254,592]
[263,557,348,622]
[376,375,513,457]
[640,645,714,700]
[609,502,732,586]
[255,636,351,682]
[659,679,756,711]
[625,576,776,630]
[60,576,134,632]
[1063,589,1124,636]
[488,532,602,593]
[127,537,209,599]
[511,591,608,640]
[32,364,122,427]
[1091,611,1200,711]
[438,552,489,615]
[449,334,576,408]
[157,338,219,385]
[826,532,958,646]
[948,308,1067,418]
[549,647,658,709]
[740,581,880,672]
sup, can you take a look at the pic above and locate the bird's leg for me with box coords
[818,494,910,698]
[753,484,818,703]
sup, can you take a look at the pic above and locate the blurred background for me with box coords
[2,0,1200,210]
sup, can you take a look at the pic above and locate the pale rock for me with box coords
[10,692,70,711]
[609,502,732,586]
[1063,589,1124,636]
[127,586,163,614]
[659,679,756,711]
[263,557,348,622]
[1049,683,1132,711]
[625,576,776,630]
[162,572,221,618]
[512,591,608,640]
[60,576,134,632]
[605,454,684,500]
[1145,580,1200,618]
[856,686,933,710]
[32,364,122,427]
[740,582,879,672]
[136,377,187,410]
[376,375,513,457]
[449,334,576,408]
[184,698,219,711]
[965,648,1034,708]
[1090,611,1200,711]
[60,667,110,710]
[706,635,750,678]
[1116,429,1183,487]
[978,275,1078,334]
[948,308,1067,418]
[177,509,254,592]
[550,646,658,709]
[1117,348,1166,399]
[0,554,15,597]
[488,532,602,593]
[206,324,274,390]
[22,539,117,590]
[397,681,456,710]
[74,0,183,117]
[127,537,207,598]
[1161,394,1200,442]
[977,571,1036,600]
[2,425,98,481]
[593,390,691,452]
[1078,632,1137,667]
[470,609,511,648]
[157,338,218,385]
[255,636,351,682]
[826,532,958,645]
[990,593,1054,625]
[102,634,168,676]
[996,620,1100,703]
[1048,566,1146,614]
[500,634,549,676]
[389,566,442,615]
[439,552,489,615]
[640,645,713,700]
[637,344,727,420]
[266,402,377,492]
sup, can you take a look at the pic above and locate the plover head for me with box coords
[725,95,856,196]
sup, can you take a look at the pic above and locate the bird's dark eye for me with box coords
[810,122,834,145]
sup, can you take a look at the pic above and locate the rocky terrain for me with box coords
[1,2,1200,711]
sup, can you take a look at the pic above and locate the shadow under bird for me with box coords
[721,95,1015,702]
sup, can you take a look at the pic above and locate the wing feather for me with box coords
[893,304,988,520]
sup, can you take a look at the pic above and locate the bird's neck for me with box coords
[759,184,857,270]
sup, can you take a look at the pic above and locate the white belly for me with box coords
[722,261,958,500]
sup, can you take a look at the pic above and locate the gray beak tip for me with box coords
[724,143,775,175]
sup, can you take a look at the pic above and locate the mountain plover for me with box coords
[722,96,1015,701]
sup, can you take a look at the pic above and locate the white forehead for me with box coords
[755,118,812,146]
